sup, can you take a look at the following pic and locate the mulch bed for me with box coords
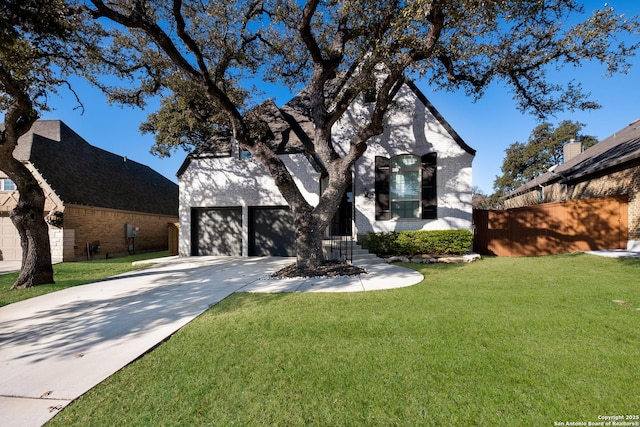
[273,261,366,278]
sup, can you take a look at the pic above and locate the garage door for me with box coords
[0,214,21,261]
[249,206,295,256]
[192,207,242,256]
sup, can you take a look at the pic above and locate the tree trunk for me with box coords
[293,170,351,271]
[10,201,54,288]
[0,69,55,288]
[294,206,325,271]
[0,156,54,289]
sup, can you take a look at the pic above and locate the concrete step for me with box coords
[322,239,381,264]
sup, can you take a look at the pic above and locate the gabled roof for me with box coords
[507,118,640,197]
[281,77,476,156]
[14,120,178,216]
[403,79,476,156]
[177,76,476,176]
[177,98,324,177]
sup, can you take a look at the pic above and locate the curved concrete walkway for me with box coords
[0,256,423,427]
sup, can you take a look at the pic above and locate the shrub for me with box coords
[360,231,398,256]
[360,229,473,256]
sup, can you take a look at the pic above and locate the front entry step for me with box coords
[322,239,381,264]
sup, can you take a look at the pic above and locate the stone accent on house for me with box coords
[49,228,64,263]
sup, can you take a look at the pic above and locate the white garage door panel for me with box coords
[0,216,21,261]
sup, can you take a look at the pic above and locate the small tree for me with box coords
[493,120,598,196]
[85,0,638,272]
[0,0,95,287]
[472,187,500,210]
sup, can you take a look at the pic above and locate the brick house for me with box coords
[503,118,640,251]
[178,78,476,257]
[0,120,179,262]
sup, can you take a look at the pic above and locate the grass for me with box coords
[47,253,640,426]
[0,251,168,307]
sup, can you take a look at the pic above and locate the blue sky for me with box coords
[38,0,640,194]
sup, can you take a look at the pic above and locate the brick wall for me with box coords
[0,172,178,261]
[63,204,178,260]
[567,165,640,241]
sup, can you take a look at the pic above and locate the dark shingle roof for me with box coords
[177,98,324,177]
[507,118,640,197]
[558,119,640,180]
[15,120,178,216]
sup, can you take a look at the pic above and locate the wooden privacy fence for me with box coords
[473,195,628,257]
[168,222,179,256]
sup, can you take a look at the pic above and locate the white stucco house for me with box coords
[177,77,476,257]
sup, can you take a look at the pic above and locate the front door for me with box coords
[329,189,353,237]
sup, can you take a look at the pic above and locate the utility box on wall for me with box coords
[125,223,138,254]
[125,224,137,238]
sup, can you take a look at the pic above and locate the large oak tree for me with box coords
[85,0,638,271]
[493,120,598,196]
[0,0,89,288]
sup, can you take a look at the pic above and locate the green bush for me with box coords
[360,229,473,256]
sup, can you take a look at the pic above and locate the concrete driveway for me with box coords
[0,256,423,427]
[0,261,21,274]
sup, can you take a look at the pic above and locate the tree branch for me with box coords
[0,65,38,144]
[297,0,324,66]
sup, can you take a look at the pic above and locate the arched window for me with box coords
[375,153,437,220]
[390,155,421,218]
[0,179,15,192]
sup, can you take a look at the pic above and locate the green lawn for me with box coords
[0,251,168,307]
[48,253,640,426]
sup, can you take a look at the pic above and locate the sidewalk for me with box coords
[584,249,640,258]
[0,261,22,274]
[0,256,423,427]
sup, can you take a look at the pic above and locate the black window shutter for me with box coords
[374,156,390,220]
[421,153,437,219]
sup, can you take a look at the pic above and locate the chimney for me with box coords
[563,139,582,163]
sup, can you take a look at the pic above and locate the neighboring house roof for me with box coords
[177,77,475,176]
[507,118,640,197]
[13,120,178,216]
